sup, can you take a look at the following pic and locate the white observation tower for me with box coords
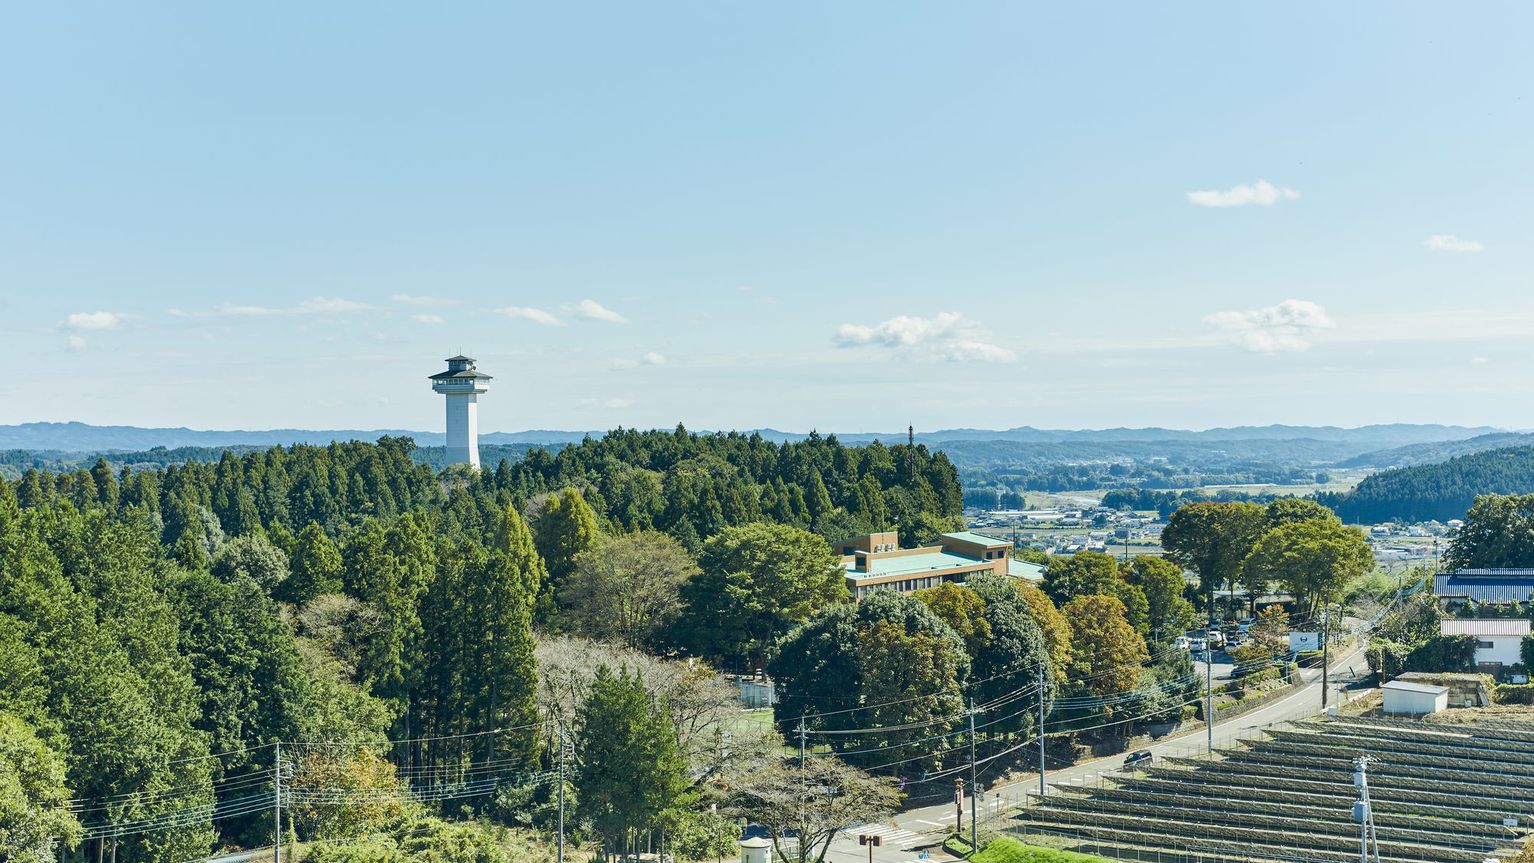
[429,355,492,468]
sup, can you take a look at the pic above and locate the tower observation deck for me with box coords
[429,355,492,468]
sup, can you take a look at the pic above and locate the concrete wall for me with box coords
[445,393,480,468]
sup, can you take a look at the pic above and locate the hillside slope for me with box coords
[1319,445,1534,523]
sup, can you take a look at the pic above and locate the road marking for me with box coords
[913,819,945,827]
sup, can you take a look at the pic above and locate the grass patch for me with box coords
[970,836,1112,863]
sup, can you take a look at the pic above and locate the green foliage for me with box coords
[559,531,698,649]
[771,592,970,771]
[1493,683,1534,705]
[574,665,692,851]
[1243,519,1373,614]
[1524,635,1534,669]
[972,836,1112,863]
[0,712,81,863]
[678,522,847,667]
[211,532,290,593]
[1321,447,1534,524]
[1405,634,1479,673]
[1062,595,1147,698]
[1445,492,1534,570]
[1161,501,1267,611]
[533,487,602,615]
[1122,556,1197,640]
[281,522,344,604]
[1042,551,1121,606]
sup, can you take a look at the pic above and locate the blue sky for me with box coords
[2,3,1531,433]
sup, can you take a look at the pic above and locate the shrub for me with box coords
[1404,635,1478,673]
[972,837,1112,863]
[1494,684,1534,706]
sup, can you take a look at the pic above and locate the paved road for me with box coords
[825,642,1373,861]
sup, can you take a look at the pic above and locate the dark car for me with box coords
[1124,749,1153,769]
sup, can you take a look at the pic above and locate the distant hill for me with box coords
[1318,445,1534,523]
[1340,431,1534,469]
[0,422,603,452]
[0,421,1497,456]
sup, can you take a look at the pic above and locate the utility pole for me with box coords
[1322,603,1331,710]
[967,698,978,849]
[1353,756,1381,863]
[1037,661,1046,799]
[273,742,283,863]
[953,779,964,838]
[1205,632,1214,755]
[797,715,807,769]
[557,722,567,863]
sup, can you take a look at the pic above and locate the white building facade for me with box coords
[1440,619,1531,668]
[429,355,492,468]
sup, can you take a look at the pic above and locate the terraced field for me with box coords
[1008,715,1534,863]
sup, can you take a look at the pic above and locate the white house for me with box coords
[1382,680,1449,716]
[1439,619,1531,668]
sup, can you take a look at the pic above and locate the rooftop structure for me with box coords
[430,355,491,468]
[1433,569,1534,604]
[837,530,1040,599]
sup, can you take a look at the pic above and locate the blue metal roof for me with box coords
[1434,573,1534,603]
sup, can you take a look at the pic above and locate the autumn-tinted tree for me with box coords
[1062,595,1147,698]
[914,582,991,656]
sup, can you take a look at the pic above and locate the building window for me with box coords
[1477,640,1494,649]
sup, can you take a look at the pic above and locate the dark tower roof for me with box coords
[430,355,493,381]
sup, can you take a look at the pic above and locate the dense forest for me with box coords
[0,429,972,863]
[1318,445,1534,523]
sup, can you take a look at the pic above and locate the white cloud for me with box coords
[412,314,445,324]
[574,299,628,324]
[1186,180,1300,208]
[62,311,127,330]
[169,296,374,317]
[392,293,461,306]
[611,351,667,369]
[942,340,1018,363]
[1204,299,1335,352]
[66,334,88,351]
[835,312,1015,363]
[496,306,565,327]
[1423,234,1483,253]
[1471,356,1491,365]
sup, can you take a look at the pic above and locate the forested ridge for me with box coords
[1318,445,1534,523]
[0,428,965,863]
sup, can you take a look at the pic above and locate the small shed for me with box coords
[738,837,772,863]
[1382,680,1449,716]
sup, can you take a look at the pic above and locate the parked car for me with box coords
[1173,636,1191,651]
[1188,637,1207,653]
[1124,749,1154,769]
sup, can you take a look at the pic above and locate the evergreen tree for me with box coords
[574,665,691,855]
